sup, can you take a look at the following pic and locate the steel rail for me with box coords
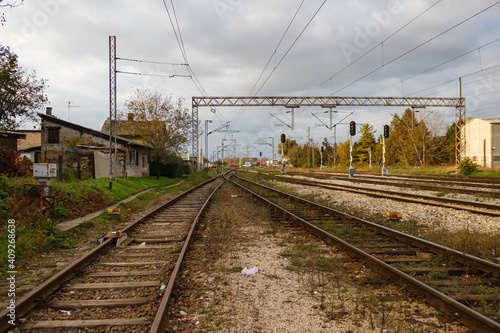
[312,171,500,190]
[230,176,500,332]
[0,175,223,333]
[284,172,500,198]
[234,175,500,275]
[269,173,500,217]
[336,171,500,184]
[150,175,228,333]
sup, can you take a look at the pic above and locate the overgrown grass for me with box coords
[0,170,217,271]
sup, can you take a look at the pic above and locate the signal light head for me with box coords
[349,121,356,136]
[384,125,389,138]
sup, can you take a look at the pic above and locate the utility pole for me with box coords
[314,107,354,169]
[109,36,117,189]
[221,139,226,169]
[307,127,311,170]
[269,136,274,162]
[204,120,212,164]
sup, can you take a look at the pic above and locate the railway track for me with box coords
[287,171,500,197]
[231,173,500,333]
[247,171,500,217]
[0,175,227,332]
[335,171,500,185]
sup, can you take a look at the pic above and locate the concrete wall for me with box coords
[94,151,110,179]
[465,119,500,168]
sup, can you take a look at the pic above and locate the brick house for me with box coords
[15,129,42,162]
[39,109,151,178]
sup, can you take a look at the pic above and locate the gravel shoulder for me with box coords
[170,184,471,332]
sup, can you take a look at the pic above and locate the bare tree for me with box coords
[1,0,23,25]
[124,88,191,178]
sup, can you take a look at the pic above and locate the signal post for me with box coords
[382,125,389,176]
[349,121,356,177]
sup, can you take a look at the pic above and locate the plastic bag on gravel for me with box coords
[241,267,258,275]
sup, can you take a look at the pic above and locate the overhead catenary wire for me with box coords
[331,1,500,96]
[407,63,500,96]
[248,0,306,97]
[161,0,208,97]
[307,0,443,96]
[367,37,500,96]
[231,0,328,130]
[116,70,191,78]
[116,57,188,66]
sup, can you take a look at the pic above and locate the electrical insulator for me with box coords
[349,121,356,136]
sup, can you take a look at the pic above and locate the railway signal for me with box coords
[384,125,389,138]
[349,121,356,177]
[382,125,389,176]
[349,121,356,136]
[280,133,286,143]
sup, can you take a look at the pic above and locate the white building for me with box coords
[464,118,500,168]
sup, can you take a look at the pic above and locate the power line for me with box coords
[249,0,305,97]
[116,70,191,78]
[231,0,327,130]
[116,57,188,66]
[161,0,208,97]
[368,36,500,96]
[253,0,328,96]
[407,63,500,96]
[332,1,500,95]
[308,0,443,96]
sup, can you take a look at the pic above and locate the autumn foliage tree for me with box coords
[0,44,47,129]
[124,88,191,178]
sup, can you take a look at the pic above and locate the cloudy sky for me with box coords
[2,0,500,160]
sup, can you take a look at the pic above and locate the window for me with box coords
[47,128,59,143]
[136,151,139,166]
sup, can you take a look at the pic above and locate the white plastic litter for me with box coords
[160,284,166,290]
[138,242,146,247]
[60,310,71,315]
[241,267,258,275]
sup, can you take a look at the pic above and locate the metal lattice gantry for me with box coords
[191,96,465,168]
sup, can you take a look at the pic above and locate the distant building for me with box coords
[464,118,500,168]
[100,113,145,144]
[39,108,151,178]
[0,130,26,151]
[15,129,41,162]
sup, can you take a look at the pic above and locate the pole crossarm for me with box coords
[192,96,464,108]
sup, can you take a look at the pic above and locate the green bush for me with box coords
[182,163,191,175]
[457,157,478,175]
[54,204,71,218]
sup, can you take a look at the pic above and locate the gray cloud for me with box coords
[2,0,499,158]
